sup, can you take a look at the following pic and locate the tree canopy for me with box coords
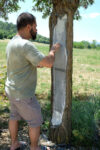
[32,0,94,19]
[0,0,24,19]
[0,21,16,39]
[0,0,95,19]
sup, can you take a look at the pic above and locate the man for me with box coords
[5,12,60,150]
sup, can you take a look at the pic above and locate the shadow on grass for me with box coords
[0,101,27,130]
[0,102,9,130]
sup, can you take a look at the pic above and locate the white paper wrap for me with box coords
[51,15,68,126]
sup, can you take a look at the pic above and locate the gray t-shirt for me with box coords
[5,35,45,100]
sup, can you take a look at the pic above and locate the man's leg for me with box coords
[29,126,41,150]
[9,120,20,150]
[29,126,50,150]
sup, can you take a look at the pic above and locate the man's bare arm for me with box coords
[38,43,60,68]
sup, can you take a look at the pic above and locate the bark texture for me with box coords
[49,0,79,144]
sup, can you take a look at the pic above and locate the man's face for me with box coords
[30,22,37,40]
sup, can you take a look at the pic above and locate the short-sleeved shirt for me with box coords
[5,35,45,100]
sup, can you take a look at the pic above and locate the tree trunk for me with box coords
[49,0,79,144]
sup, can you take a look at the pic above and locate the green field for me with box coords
[0,40,100,148]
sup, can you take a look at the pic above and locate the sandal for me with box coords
[40,145,50,150]
[8,141,27,150]
[15,141,27,150]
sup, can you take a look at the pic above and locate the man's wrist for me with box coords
[51,45,56,51]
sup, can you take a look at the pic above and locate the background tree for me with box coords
[0,21,17,39]
[91,40,97,49]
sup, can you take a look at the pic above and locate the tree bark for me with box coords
[49,0,79,144]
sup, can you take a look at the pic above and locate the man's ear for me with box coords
[26,24,31,31]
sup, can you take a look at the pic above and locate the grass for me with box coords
[73,48,100,65]
[73,48,100,97]
[0,40,100,147]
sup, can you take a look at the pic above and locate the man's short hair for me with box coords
[17,12,36,30]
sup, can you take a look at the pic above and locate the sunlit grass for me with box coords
[73,48,100,98]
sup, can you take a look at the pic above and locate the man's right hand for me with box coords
[51,43,61,53]
[38,43,61,68]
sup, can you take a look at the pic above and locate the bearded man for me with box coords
[5,12,60,150]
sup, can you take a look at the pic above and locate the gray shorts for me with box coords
[9,96,43,127]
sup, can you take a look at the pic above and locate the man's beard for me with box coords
[30,28,37,40]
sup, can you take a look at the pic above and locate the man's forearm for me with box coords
[38,43,60,68]
[38,51,55,68]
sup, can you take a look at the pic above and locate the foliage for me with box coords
[1,21,100,49]
[0,0,95,20]
[96,44,100,50]
[79,0,94,8]
[32,0,95,19]
[0,0,25,19]
[71,97,100,147]
[32,0,53,19]
[0,21,17,39]
[73,40,100,50]
[0,21,50,43]
[35,34,49,44]
[72,100,95,146]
